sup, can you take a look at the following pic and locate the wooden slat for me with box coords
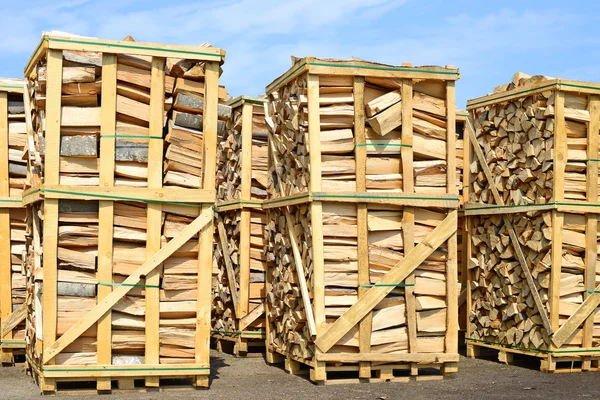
[314,211,457,353]
[145,56,166,388]
[549,91,566,340]
[238,102,254,318]
[445,80,458,366]
[401,78,418,375]
[583,95,600,368]
[195,61,220,387]
[40,48,63,391]
[36,186,215,204]
[0,91,10,358]
[307,73,326,381]
[353,76,371,379]
[1,303,27,338]
[96,53,117,392]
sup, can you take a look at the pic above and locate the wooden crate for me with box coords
[21,32,226,393]
[263,57,460,383]
[212,96,268,356]
[465,73,600,372]
[0,79,27,365]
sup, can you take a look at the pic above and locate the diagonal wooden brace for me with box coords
[42,206,214,363]
[552,284,600,347]
[239,303,265,331]
[216,215,240,317]
[314,210,457,353]
[1,303,27,338]
[466,119,553,335]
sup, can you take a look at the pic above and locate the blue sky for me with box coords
[1,0,599,108]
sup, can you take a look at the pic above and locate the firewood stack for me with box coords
[212,97,269,355]
[22,32,225,392]
[263,57,460,382]
[466,72,600,371]
[0,79,27,364]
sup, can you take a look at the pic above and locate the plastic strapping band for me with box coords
[101,135,163,140]
[40,188,200,207]
[0,199,21,203]
[0,340,26,345]
[468,201,600,212]
[98,282,159,289]
[358,283,414,288]
[588,159,600,163]
[586,290,600,294]
[211,330,265,336]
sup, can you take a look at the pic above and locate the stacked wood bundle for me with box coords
[0,79,27,364]
[212,97,268,356]
[22,32,225,393]
[465,72,600,372]
[263,58,460,383]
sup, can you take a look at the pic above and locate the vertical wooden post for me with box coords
[400,78,417,375]
[145,56,166,388]
[238,101,253,318]
[195,60,220,387]
[583,95,599,369]
[444,81,459,374]
[549,90,566,367]
[464,111,475,357]
[460,114,470,332]
[96,53,118,392]
[40,48,63,392]
[354,76,371,379]
[307,73,326,383]
[0,91,11,365]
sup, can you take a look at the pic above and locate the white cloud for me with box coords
[0,1,597,108]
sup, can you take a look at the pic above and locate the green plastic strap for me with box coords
[466,337,600,354]
[98,282,159,289]
[211,330,265,336]
[588,159,600,163]
[469,201,600,212]
[1,340,26,345]
[0,85,23,90]
[358,283,414,288]
[314,194,459,202]
[101,135,163,140]
[586,290,600,294]
[40,188,200,207]
[0,199,21,203]
[44,37,222,60]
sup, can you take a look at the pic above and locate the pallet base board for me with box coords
[266,348,454,384]
[211,335,265,358]
[467,342,600,373]
[30,373,210,395]
[0,347,26,366]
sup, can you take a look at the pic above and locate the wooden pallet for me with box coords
[465,76,600,369]
[211,331,265,358]
[266,347,452,384]
[467,340,600,373]
[263,58,460,382]
[22,32,225,392]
